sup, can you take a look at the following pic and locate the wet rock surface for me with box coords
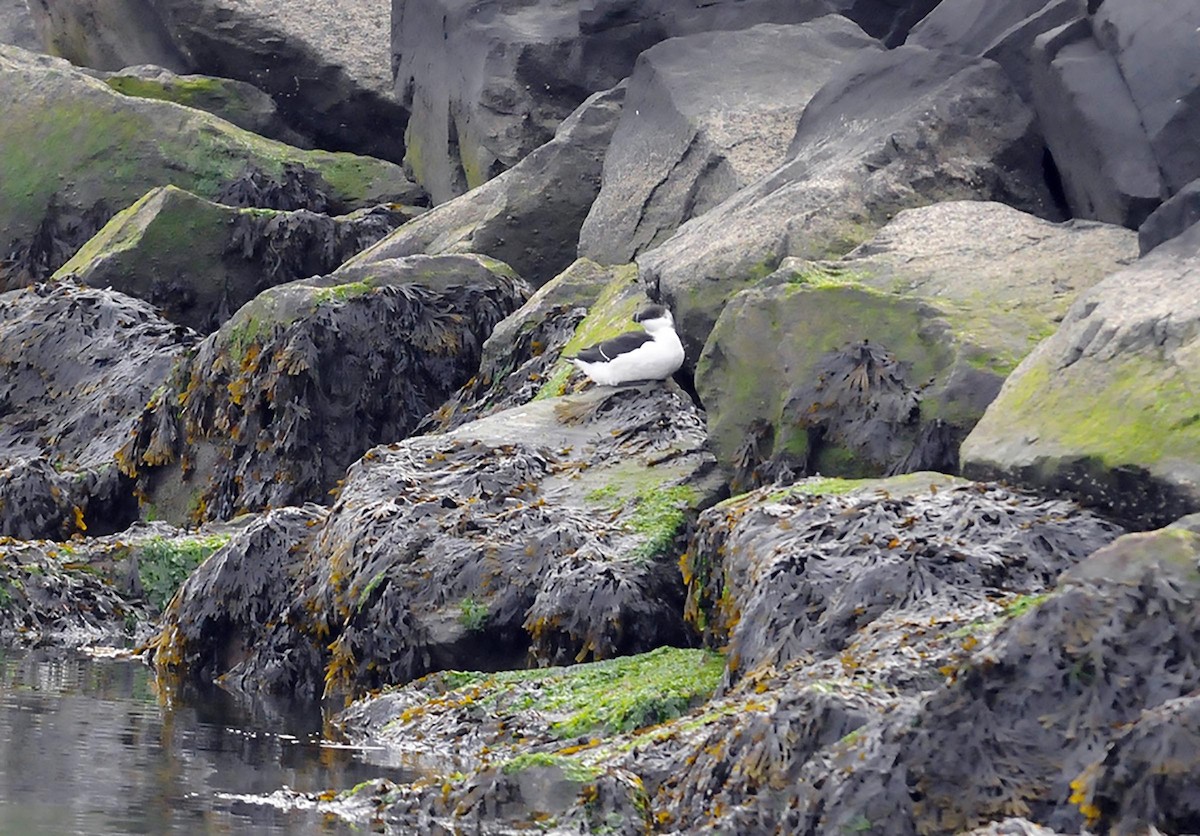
[54,185,417,334]
[119,254,529,525]
[151,383,723,700]
[0,281,192,539]
[638,44,1060,361]
[696,201,1137,481]
[962,221,1200,528]
[349,84,626,288]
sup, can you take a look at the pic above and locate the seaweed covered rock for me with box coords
[26,0,405,162]
[120,254,529,524]
[697,201,1137,481]
[347,84,625,289]
[54,185,417,333]
[0,281,193,538]
[637,45,1060,360]
[962,221,1200,528]
[578,17,881,266]
[0,520,237,647]
[784,522,1200,834]
[684,474,1123,688]
[0,45,420,287]
[152,384,722,699]
[100,65,310,148]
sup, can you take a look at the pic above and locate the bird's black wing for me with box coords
[573,331,654,363]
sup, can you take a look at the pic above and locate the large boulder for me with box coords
[394,0,840,204]
[684,473,1121,688]
[54,185,415,333]
[637,45,1060,362]
[961,222,1200,529]
[696,201,1137,481]
[118,254,529,525]
[25,0,405,162]
[152,384,724,699]
[1139,177,1200,255]
[346,84,626,288]
[1027,0,1200,227]
[0,0,38,51]
[578,17,880,266]
[0,45,421,288]
[0,281,192,538]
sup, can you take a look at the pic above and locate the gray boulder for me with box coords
[25,0,404,162]
[578,17,880,266]
[0,280,192,538]
[695,201,1137,481]
[118,254,529,524]
[637,45,1060,362]
[395,0,840,205]
[1139,178,1200,255]
[54,185,416,333]
[152,384,724,699]
[0,0,38,51]
[962,222,1200,529]
[346,84,626,288]
[0,46,420,288]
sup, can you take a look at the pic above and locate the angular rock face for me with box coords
[0,0,38,52]
[394,0,839,204]
[118,254,529,525]
[153,385,723,700]
[54,185,416,334]
[696,201,1137,481]
[637,45,1059,361]
[684,474,1121,687]
[578,17,880,266]
[785,524,1200,834]
[961,222,1200,529]
[0,45,421,288]
[25,0,405,163]
[347,84,626,288]
[1139,178,1200,255]
[0,281,193,538]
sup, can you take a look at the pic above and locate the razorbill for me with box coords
[569,304,685,386]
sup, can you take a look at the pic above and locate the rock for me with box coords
[786,523,1200,833]
[578,18,880,266]
[684,474,1122,688]
[696,201,1138,481]
[394,0,839,204]
[0,519,241,647]
[421,258,631,434]
[152,384,723,699]
[347,84,626,288]
[1030,18,1165,227]
[118,254,529,525]
[1139,177,1200,255]
[961,822,1073,836]
[0,0,38,51]
[961,222,1200,529]
[0,45,421,288]
[100,65,310,148]
[637,45,1060,362]
[0,280,193,538]
[25,0,405,163]
[906,0,1083,102]
[54,185,417,333]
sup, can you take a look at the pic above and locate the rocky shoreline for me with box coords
[2,0,1199,833]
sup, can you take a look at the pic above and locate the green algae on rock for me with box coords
[962,221,1200,528]
[117,254,529,525]
[54,185,418,333]
[0,44,421,287]
[696,202,1138,485]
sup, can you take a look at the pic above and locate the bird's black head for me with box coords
[633,304,670,324]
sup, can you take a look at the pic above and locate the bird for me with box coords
[569,304,685,386]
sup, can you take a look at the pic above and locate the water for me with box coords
[0,649,394,835]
